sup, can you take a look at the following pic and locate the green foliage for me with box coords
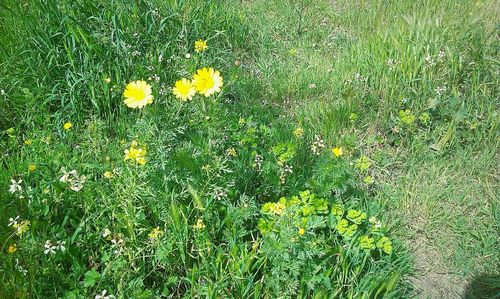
[256,190,400,297]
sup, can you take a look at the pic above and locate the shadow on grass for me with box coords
[463,274,500,299]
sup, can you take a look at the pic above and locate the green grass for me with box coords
[1,0,499,298]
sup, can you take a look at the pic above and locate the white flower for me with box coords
[102,228,111,238]
[185,53,191,59]
[57,240,66,252]
[44,240,57,255]
[8,216,19,227]
[95,290,115,299]
[9,179,23,194]
[59,168,86,192]
[435,86,447,96]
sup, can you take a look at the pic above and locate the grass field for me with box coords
[1,0,498,298]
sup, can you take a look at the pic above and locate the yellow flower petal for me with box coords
[123,80,154,109]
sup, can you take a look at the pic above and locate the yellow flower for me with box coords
[124,141,147,165]
[148,227,164,240]
[226,147,237,157]
[24,139,33,145]
[192,68,223,97]
[194,39,208,53]
[293,127,304,138]
[8,244,17,253]
[63,122,73,130]
[172,78,196,101]
[332,147,343,157]
[103,171,114,179]
[123,80,154,109]
[13,220,30,236]
[298,228,305,236]
[193,218,206,230]
[28,164,36,172]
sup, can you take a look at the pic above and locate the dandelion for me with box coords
[172,78,196,101]
[298,228,305,236]
[332,147,343,157]
[193,218,206,230]
[28,164,36,172]
[192,67,223,97]
[124,141,147,165]
[24,139,33,145]
[194,39,208,53]
[9,179,23,194]
[148,227,163,240]
[103,171,114,179]
[63,122,73,130]
[8,244,17,253]
[123,80,154,109]
[293,127,304,138]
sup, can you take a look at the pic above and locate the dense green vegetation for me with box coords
[1,0,498,298]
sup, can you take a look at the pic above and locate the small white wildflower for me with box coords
[310,135,326,155]
[425,54,435,67]
[56,240,66,252]
[15,259,28,276]
[59,168,86,192]
[95,290,115,299]
[438,50,445,61]
[102,228,112,238]
[158,54,163,62]
[185,53,191,59]
[9,179,23,194]
[308,83,316,89]
[44,240,57,255]
[386,58,397,70]
[435,86,447,96]
[131,50,141,56]
[8,216,20,227]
